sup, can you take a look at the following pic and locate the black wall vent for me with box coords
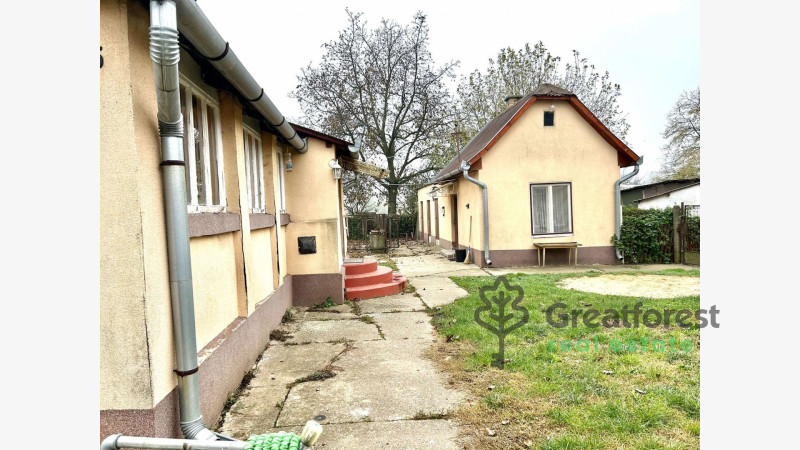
[298,236,317,254]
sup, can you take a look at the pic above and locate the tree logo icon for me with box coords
[474,276,529,369]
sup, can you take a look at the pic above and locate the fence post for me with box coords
[672,205,681,263]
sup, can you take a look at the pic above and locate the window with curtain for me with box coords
[530,183,572,235]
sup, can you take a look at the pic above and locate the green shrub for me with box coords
[611,206,674,263]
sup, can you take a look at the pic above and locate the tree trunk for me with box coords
[387,185,398,215]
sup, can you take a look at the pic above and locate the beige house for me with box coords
[418,84,641,267]
[101,0,353,441]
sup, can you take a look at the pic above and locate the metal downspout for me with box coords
[172,0,307,153]
[614,156,644,260]
[461,161,492,266]
[149,0,216,440]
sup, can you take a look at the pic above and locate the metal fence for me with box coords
[346,213,416,251]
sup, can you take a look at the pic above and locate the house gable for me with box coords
[436,86,639,181]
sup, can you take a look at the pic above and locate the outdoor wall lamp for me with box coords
[441,206,446,217]
[550,103,555,111]
[285,151,293,172]
[329,159,342,180]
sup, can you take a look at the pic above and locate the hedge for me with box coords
[611,206,674,264]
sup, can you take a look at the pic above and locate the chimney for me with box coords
[504,95,523,108]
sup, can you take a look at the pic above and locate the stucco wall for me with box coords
[100,0,153,411]
[479,99,620,250]
[283,139,342,275]
[247,228,275,311]
[189,234,241,350]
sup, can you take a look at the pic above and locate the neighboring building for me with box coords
[636,182,700,212]
[417,84,640,267]
[621,178,700,208]
[101,0,353,440]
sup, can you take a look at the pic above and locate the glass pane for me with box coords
[248,135,257,210]
[192,94,207,205]
[207,105,220,206]
[180,85,191,203]
[532,186,549,234]
[552,184,571,233]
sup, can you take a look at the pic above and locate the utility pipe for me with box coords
[172,0,307,153]
[149,0,215,440]
[461,161,492,266]
[102,434,246,450]
[614,156,644,260]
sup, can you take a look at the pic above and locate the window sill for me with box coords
[531,233,574,239]
[279,213,291,226]
[188,212,241,238]
[188,204,227,214]
[250,213,276,230]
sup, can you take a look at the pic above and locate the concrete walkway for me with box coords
[219,268,467,448]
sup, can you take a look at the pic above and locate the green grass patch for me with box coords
[433,270,700,449]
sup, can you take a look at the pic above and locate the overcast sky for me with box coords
[198,0,699,180]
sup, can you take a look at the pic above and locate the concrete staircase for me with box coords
[344,259,408,300]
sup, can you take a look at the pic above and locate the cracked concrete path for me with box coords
[219,288,465,449]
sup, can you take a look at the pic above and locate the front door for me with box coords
[451,194,459,249]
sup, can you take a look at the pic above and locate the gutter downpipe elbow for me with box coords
[150,0,216,441]
[615,156,644,261]
[461,161,492,266]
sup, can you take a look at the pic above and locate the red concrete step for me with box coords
[345,274,408,300]
[345,265,394,288]
[343,259,378,276]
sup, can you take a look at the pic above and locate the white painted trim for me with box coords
[178,74,220,108]
[531,233,574,239]
[180,80,226,210]
[184,86,198,206]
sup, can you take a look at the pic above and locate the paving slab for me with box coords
[276,339,464,426]
[284,320,380,344]
[368,312,434,340]
[394,254,481,278]
[408,276,469,308]
[219,385,288,440]
[299,310,359,321]
[251,343,346,388]
[357,293,426,314]
[264,420,461,450]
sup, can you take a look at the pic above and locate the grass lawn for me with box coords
[429,269,700,449]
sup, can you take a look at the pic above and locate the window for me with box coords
[243,126,265,213]
[544,111,555,126]
[180,81,225,212]
[530,183,572,235]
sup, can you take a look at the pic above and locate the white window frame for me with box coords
[243,125,266,213]
[276,149,287,214]
[180,76,226,213]
[530,182,573,237]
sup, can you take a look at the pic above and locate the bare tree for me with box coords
[656,88,700,181]
[292,10,458,214]
[455,43,630,141]
[342,171,377,215]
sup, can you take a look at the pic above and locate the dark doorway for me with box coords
[451,194,459,249]
[434,198,440,240]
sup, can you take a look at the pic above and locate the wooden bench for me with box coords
[534,242,582,267]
